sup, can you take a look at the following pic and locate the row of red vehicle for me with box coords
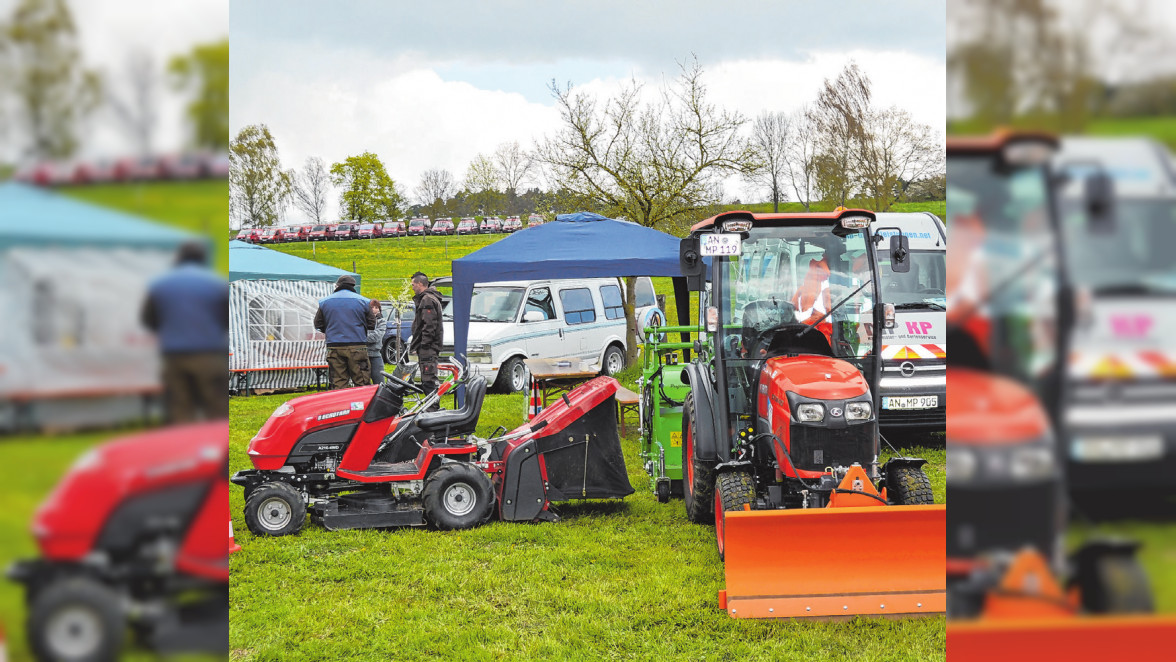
[237,215,550,244]
[13,152,230,187]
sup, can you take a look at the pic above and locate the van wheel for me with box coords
[495,356,529,393]
[602,345,625,376]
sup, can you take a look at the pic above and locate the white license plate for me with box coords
[699,233,741,256]
[1071,436,1164,462]
[882,395,938,410]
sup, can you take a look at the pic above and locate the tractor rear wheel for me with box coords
[423,463,495,530]
[886,465,934,505]
[244,481,306,537]
[714,470,756,561]
[682,393,716,524]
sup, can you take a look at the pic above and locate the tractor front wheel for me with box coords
[1076,551,1155,614]
[682,393,716,524]
[423,463,495,530]
[886,464,934,505]
[244,481,307,537]
[714,470,756,561]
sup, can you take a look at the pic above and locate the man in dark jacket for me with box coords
[142,241,229,423]
[314,274,376,388]
[410,272,444,393]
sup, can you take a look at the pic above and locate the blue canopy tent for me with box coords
[450,212,694,401]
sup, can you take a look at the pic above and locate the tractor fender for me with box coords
[681,362,723,463]
[881,456,928,471]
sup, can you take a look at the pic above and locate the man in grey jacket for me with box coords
[366,299,387,383]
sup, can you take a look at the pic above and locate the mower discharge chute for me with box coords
[670,209,946,619]
[231,362,632,536]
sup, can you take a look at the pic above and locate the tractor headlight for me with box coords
[845,401,872,420]
[272,403,294,418]
[1010,446,1056,481]
[796,403,825,422]
[946,448,977,482]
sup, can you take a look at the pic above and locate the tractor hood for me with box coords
[31,421,227,561]
[946,367,1049,446]
[761,355,870,401]
[247,386,378,469]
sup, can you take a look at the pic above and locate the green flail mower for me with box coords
[638,323,701,502]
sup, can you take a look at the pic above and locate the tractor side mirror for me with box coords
[889,234,911,273]
[1085,171,1116,234]
[680,237,706,291]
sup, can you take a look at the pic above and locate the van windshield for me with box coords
[445,287,524,322]
[877,250,946,308]
[1061,198,1176,294]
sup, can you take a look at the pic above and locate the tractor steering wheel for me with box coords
[382,371,425,394]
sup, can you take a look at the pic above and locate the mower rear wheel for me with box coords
[28,577,124,662]
[423,463,495,530]
[682,393,715,524]
[714,470,756,561]
[886,465,934,505]
[244,482,306,537]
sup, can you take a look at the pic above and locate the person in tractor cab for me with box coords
[792,234,841,345]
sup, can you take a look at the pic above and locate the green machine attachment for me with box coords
[638,324,700,502]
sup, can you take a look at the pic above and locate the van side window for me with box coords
[635,278,657,307]
[560,288,596,325]
[525,287,557,320]
[600,285,625,320]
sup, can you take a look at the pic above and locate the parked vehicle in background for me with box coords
[325,224,340,239]
[159,153,209,179]
[457,218,479,235]
[26,162,67,186]
[70,160,114,185]
[334,223,356,240]
[386,221,406,237]
[380,303,416,368]
[432,218,455,236]
[357,223,377,239]
[256,228,281,244]
[502,217,523,233]
[480,217,501,234]
[308,225,329,241]
[527,214,546,228]
[300,225,314,239]
[209,153,231,178]
[112,155,162,181]
[407,218,431,236]
[371,223,385,238]
[235,229,259,243]
[276,226,302,242]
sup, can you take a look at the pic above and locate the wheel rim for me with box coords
[511,362,528,391]
[258,496,292,531]
[46,605,103,658]
[715,489,725,555]
[443,482,477,516]
[606,350,623,375]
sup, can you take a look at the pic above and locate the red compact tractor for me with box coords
[7,422,230,661]
[232,362,633,536]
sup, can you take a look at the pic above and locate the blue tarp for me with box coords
[229,240,361,287]
[0,181,195,249]
[451,212,688,382]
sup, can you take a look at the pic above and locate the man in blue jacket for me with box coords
[142,241,229,423]
[314,274,377,388]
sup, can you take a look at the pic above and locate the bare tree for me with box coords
[415,167,455,205]
[856,106,944,211]
[106,50,158,157]
[494,141,533,194]
[811,62,872,207]
[536,56,752,364]
[744,111,791,212]
[784,106,819,211]
[292,156,331,224]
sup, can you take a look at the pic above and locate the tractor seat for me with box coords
[414,376,487,435]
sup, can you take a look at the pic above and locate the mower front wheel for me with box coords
[244,482,307,537]
[423,463,495,530]
[714,470,756,561]
[682,393,716,525]
[28,577,125,662]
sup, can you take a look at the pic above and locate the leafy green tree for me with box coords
[230,124,291,228]
[169,39,229,151]
[330,152,404,223]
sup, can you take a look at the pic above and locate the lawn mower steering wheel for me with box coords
[382,371,425,394]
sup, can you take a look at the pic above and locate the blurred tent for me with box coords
[450,212,693,402]
[229,240,360,391]
[0,182,197,431]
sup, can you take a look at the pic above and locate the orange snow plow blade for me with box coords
[948,616,1176,662]
[718,505,946,619]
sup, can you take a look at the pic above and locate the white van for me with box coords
[872,212,947,435]
[440,277,660,392]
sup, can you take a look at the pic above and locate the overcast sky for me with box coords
[0,0,228,163]
[231,0,947,222]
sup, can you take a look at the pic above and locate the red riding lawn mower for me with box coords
[944,132,1176,658]
[231,361,633,536]
[7,421,230,662]
[675,209,946,619]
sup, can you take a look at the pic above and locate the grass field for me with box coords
[1086,116,1176,150]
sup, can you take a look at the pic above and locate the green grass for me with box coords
[60,180,230,274]
[1085,116,1176,150]
[230,391,945,662]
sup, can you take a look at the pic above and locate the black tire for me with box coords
[655,480,671,503]
[601,344,625,376]
[382,336,400,365]
[244,481,306,537]
[1078,554,1155,614]
[495,356,529,393]
[28,577,125,662]
[714,470,756,561]
[682,393,716,524]
[422,463,495,530]
[886,464,935,505]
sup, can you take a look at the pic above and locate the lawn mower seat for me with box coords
[415,376,486,437]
